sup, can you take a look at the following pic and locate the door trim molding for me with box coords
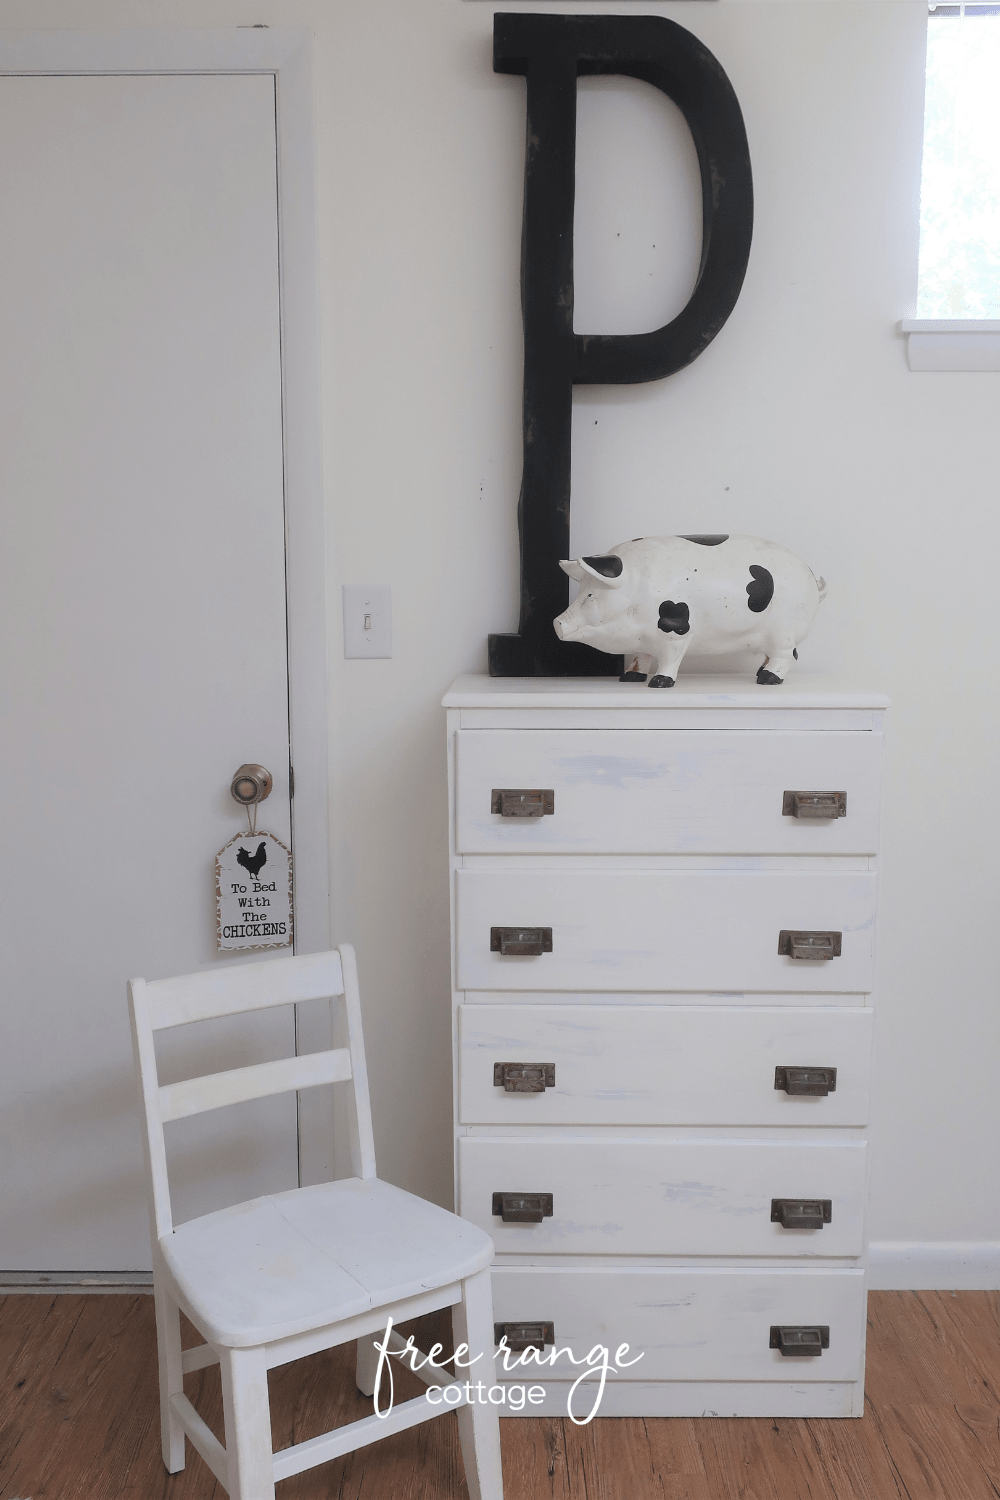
[0,28,331,963]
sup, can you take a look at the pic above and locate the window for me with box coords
[916,3,1000,317]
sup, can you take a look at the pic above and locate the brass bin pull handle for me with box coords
[492,1192,554,1223]
[771,1198,832,1229]
[493,1062,555,1092]
[491,788,555,817]
[782,790,847,819]
[491,926,552,956]
[770,1326,829,1356]
[774,1065,837,1096]
[494,1321,554,1353]
[778,930,842,961]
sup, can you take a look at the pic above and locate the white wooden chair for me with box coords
[127,946,502,1500]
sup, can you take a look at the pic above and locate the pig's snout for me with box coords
[553,611,577,640]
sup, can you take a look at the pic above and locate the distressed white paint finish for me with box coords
[456,869,876,993]
[443,675,889,713]
[462,708,877,733]
[459,1138,866,1258]
[458,1004,873,1127]
[156,1178,494,1347]
[487,1379,860,1420]
[448,678,883,1416]
[456,729,882,855]
[489,1266,867,1385]
[129,947,502,1496]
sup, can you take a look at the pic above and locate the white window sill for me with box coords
[900,319,1000,372]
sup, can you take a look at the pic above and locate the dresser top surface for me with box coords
[443,673,889,711]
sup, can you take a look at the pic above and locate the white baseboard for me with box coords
[869,1242,1000,1291]
[0,1270,153,1294]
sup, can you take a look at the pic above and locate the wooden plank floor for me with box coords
[2,1291,998,1499]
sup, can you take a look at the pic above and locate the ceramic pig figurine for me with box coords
[553,534,826,687]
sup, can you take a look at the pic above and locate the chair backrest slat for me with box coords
[147,950,344,1031]
[158,1047,352,1124]
[128,946,376,1241]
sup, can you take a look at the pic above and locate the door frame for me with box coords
[0,29,332,1186]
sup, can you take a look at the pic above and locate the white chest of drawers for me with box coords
[444,673,887,1418]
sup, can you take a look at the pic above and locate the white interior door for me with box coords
[0,72,301,1269]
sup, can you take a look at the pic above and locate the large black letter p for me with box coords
[488,13,753,677]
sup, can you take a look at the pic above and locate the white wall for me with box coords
[5,0,997,1280]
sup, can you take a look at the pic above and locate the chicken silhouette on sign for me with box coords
[215,830,292,952]
[236,841,268,882]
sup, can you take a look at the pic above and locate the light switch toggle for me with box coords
[343,584,392,659]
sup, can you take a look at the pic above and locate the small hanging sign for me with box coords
[215,830,293,952]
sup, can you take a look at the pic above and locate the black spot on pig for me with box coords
[649,675,675,688]
[793,648,798,660]
[757,666,782,685]
[657,600,690,635]
[747,565,774,613]
[583,555,623,578]
[680,534,729,546]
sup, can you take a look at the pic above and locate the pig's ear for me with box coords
[559,556,624,588]
[582,555,624,580]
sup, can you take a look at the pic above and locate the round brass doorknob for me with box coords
[230,764,273,806]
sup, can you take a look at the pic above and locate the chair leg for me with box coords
[220,1346,275,1500]
[153,1284,186,1473]
[356,1333,381,1397]
[453,1269,503,1500]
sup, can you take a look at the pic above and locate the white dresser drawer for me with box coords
[458,1004,873,1125]
[456,869,876,993]
[489,1266,866,1384]
[456,729,882,855]
[459,1138,866,1257]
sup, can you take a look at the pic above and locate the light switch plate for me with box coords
[343,584,392,659]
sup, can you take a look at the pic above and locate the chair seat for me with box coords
[158,1176,495,1348]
